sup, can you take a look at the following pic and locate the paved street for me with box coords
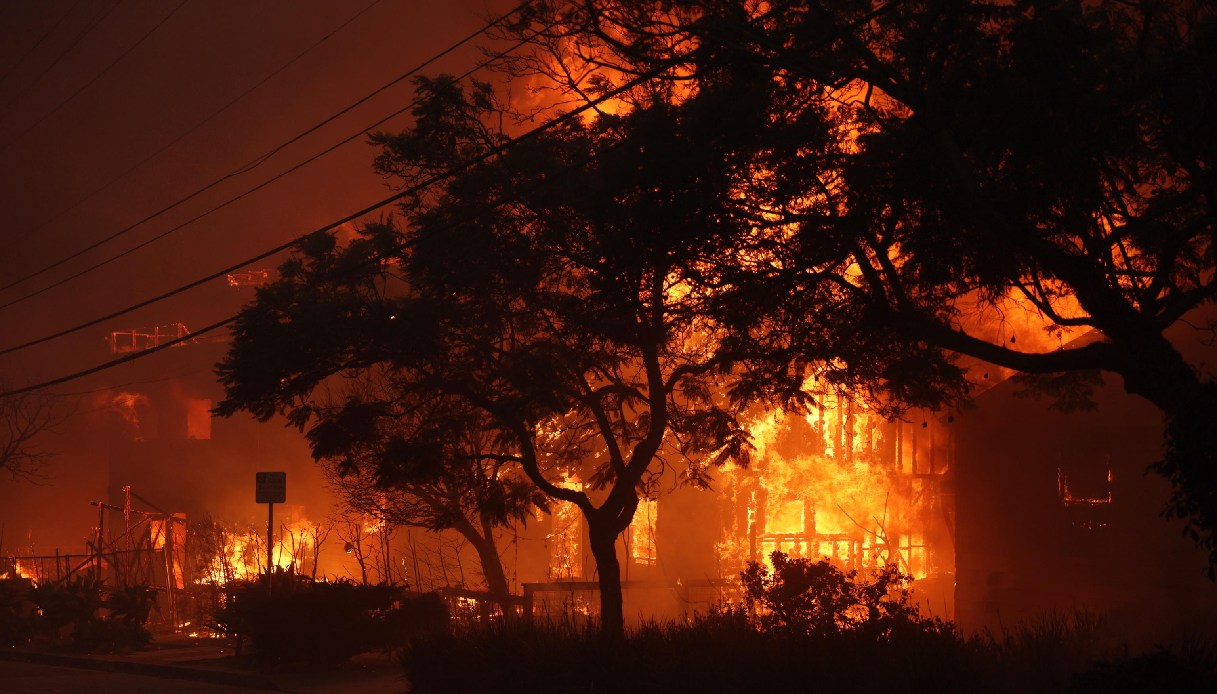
[0,641,408,693]
[0,659,259,693]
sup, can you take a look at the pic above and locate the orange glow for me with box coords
[548,475,583,580]
[201,518,322,584]
[1058,466,1113,507]
[629,499,658,567]
[717,395,952,589]
[3,559,38,583]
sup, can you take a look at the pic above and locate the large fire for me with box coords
[1,558,38,583]
[201,518,325,584]
[710,392,954,609]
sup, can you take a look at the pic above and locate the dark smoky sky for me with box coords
[0,0,511,388]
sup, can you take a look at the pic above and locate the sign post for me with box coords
[255,472,286,578]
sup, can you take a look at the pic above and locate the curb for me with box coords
[0,647,280,690]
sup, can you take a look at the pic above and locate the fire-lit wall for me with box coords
[954,374,1217,642]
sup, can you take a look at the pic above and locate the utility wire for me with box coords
[0,0,533,301]
[0,315,238,398]
[0,0,121,129]
[0,69,657,399]
[0,0,189,153]
[0,0,85,91]
[0,62,637,359]
[18,0,384,248]
[0,26,539,315]
[47,367,212,397]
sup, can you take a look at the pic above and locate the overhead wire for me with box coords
[15,0,385,251]
[0,0,85,92]
[0,61,642,359]
[0,0,121,129]
[0,0,190,153]
[47,367,212,398]
[0,68,658,399]
[0,0,534,302]
[0,27,541,316]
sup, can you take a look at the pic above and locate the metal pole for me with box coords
[267,502,274,578]
[97,505,105,580]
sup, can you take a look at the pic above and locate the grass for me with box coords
[399,610,1217,694]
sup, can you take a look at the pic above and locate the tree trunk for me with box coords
[466,527,513,613]
[588,519,625,639]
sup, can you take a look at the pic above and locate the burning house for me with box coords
[509,395,957,623]
[5,323,1217,638]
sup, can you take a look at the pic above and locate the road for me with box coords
[0,659,261,693]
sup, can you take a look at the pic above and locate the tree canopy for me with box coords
[218,0,1217,645]
[503,0,1217,569]
[217,75,763,635]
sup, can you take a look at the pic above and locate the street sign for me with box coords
[255,472,286,504]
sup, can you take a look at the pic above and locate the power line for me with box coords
[0,0,533,301]
[0,0,190,153]
[0,315,238,399]
[47,367,212,397]
[0,0,121,130]
[0,70,656,398]
[17,0,384,247]
[0,0,85,92]
[0,63,635,359]
[0,27,538,317]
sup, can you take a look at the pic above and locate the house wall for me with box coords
[954,374,1217,642]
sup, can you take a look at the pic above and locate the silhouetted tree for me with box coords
[216,76,754,636]
[318,396,539,607]
[0,387,59,480]
[503,0,1217,571]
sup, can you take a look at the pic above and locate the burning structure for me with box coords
[4,325,1217,640]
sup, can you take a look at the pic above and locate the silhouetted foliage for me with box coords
[15,576,156,652]
[209,572,443,667]
[401,610,1217,694]
[740,550,935,638]
[0,386,61,479]
[0,576,35,646]
[501,0,1217,570]
[217,74,758,637]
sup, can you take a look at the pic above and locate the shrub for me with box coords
[21,576,156,652]
[29,575,105,643]
[78,583,157,652]
[400,612,982,694]
[740,550,938,638]
[210,573,443,668]
[0,577,36,646]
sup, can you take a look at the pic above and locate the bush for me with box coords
[740,550,938,638]
[0,577,36,646]
[76,583,157,652]
[401,611,982,694]
[401,614,1217,694]
[404,555,971,693]
[16,576,156,652]
[29,574,106,641]
[399,553,1215,693]
[210,573,446,668]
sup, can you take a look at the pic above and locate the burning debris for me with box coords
[225,270,271,288]
[106,323,192,354]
